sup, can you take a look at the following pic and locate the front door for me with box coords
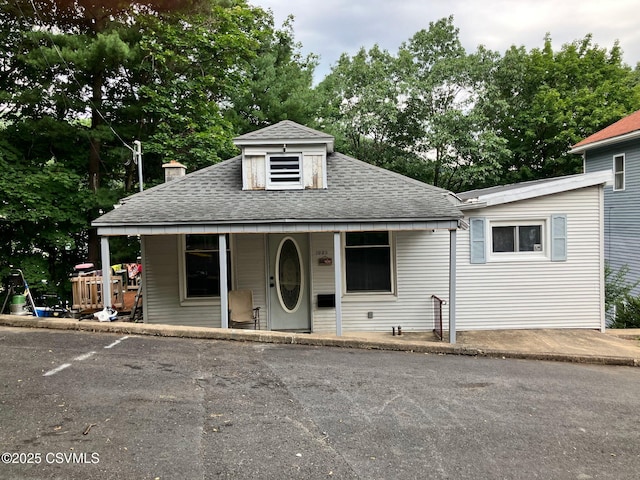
[268,234,310,331]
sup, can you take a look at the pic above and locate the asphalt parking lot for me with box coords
[1,326,639,479]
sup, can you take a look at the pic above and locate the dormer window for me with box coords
[267,153,303,190]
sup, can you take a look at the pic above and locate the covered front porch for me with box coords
[97,223,460,342]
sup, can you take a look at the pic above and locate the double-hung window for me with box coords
[266,153,303,189]
[345,232,393,293]
[613,154,625,191]
[183,235,231,298]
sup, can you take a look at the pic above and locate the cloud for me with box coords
[258,0,640,80]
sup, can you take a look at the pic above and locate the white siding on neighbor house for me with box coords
[143,235,220,327]
[309,230,451,333]
[457,186,604,330]
[233,234,267,329]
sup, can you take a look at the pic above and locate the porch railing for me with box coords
[431,295,446,341]
[71,276,124,311]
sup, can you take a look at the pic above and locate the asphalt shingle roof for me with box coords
[234,120,334,143]
[94,152,461,228]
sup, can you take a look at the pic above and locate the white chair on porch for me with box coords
[228,289,260,330]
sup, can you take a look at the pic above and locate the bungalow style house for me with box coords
[93,121,611,341]
[570,109,640,295]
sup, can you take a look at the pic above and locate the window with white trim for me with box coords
[470,216,567,263]
[183,235,231,298]
[613,154,625,191]
[266,153,303,189]
[492,224,543,253]
[345,232,393,293]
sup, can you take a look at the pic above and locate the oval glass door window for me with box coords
[276,238,303,313]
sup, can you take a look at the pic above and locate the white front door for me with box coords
[268,234,310,331]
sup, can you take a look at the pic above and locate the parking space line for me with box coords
[43,363,71,377]
[104,336,130,349]
[73,351,96,361]
[43,336,130,377]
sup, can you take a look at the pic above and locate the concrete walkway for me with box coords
[1,314,639,367]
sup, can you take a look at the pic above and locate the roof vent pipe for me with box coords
[162,160,187,182]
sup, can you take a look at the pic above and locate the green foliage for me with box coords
[0,135,91,297]
[609,296,640,329]
[2,4,640,300]
[316,44,411,172]
[605,263,638,313]
[481,34,640,183]
[317,17,509,190]
[605,263,640,328]
[0,0,284,295]
[225,15,319,133]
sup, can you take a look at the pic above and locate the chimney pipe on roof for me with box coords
[162,160,186,182]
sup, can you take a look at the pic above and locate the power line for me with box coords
[13,0,144,189]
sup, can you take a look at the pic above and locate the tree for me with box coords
[0,0,279,294]
[317,17,508,191]
[225,15,319,134]
[316,44,413,173]
[481,34,640,183]
[399,17,508,190]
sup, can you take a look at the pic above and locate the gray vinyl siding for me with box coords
[584,139,640,295]
[342,230,449,332]
[143,234,267,328]
[456,186,604,330]
[309,230,450,333]
[143,235,220,327]
[310,232,337,332]
[233,234,267,329]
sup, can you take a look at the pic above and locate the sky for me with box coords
[255,0,640,82]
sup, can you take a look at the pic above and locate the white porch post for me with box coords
[219,234,229,329]
[100,236,112,309]
[333,231,343,336]
[449,229,457,344]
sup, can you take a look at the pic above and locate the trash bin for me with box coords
[10,295,28,315]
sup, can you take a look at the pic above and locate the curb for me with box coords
[0,315,638,367]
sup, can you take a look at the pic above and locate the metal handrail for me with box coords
[431,295,446,341]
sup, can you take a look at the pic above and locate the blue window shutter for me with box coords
[469,217,486,264]
[551,214,567,262]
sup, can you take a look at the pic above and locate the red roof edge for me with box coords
[572,109,640,149]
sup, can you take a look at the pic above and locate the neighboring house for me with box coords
[570,109,640,295]
[93,121,463,338]
[455,171,611,331]
[93,121,610,340]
